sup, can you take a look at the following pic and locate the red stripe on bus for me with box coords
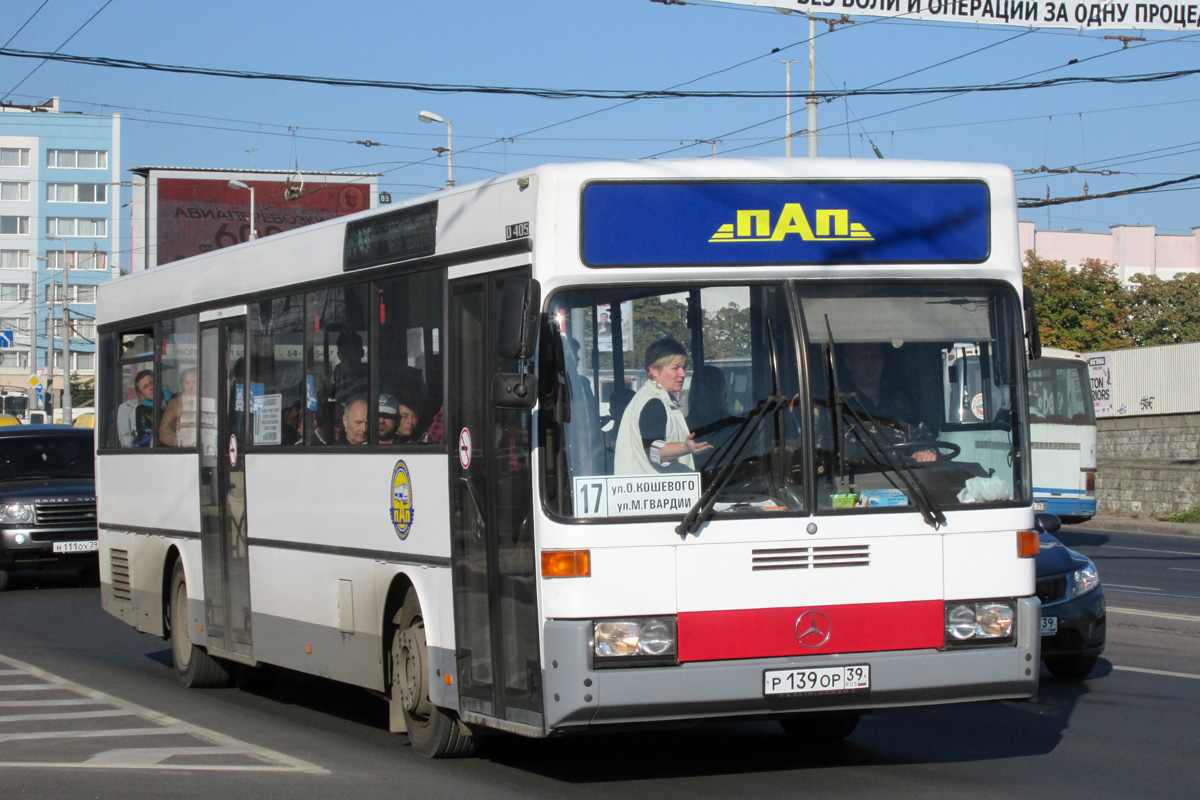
[677,600,944,662]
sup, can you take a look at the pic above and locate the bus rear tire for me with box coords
[779,711,862,744]
[392,589,474,758]
[169,561,230,689]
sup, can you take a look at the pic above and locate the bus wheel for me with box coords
[779,711,862,744]
[168,561,230,689]
[392,589,474,758]
[1045,655,1098,681]
[0,569,9,591]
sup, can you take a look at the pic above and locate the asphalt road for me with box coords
[1,523,1197,800]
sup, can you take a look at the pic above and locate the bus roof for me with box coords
[98,157,1020,327]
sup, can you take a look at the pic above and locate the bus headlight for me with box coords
[944,600,1016,646]
[1,503,34,524]
[593,617,678,666]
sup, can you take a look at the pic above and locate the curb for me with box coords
[1065,514,1200,537]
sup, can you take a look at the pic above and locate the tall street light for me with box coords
[46,234,71,424]
[228,180,257,241]
[418,110,454,187]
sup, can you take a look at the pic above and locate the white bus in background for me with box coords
[96,157,1042,758]
[1027,348,1097,522]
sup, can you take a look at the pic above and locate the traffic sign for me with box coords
[0,330,13,348]
[27,374,40,389]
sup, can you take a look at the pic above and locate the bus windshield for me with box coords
[1028,357,1096,425]
[542,281,1027,522]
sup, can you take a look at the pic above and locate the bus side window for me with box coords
[249,298,303,446]
[376,270,443,445]
[114,329,156,448]
[307,286,369,445]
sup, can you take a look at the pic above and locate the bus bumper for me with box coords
[1036,496,1096,522]
[542,597,1040,732]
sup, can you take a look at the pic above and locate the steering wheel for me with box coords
[894,440,960,461]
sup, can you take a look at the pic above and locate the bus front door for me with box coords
[448,269,543,734]
[197,316,254,661]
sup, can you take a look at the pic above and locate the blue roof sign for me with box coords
[581,181,990,267]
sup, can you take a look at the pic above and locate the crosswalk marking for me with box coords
[0,653,327,774]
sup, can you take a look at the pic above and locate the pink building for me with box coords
[1019,221,1200,285]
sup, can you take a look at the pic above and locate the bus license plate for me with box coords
[764,665,870,697]
[1034,502,1045,511]
[53,540,98,553]
[1040,616,1058,636]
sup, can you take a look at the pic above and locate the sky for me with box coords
[3,0,1199,255]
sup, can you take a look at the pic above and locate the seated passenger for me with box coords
[159,367,197,447]
[339,395,369,445]
[614,338,712,475]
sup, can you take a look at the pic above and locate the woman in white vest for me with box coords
[615,338,712,475]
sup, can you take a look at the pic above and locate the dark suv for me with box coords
[0,425,97,590]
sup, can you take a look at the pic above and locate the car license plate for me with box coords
[52,540,99,553]
[1034,502,1045,511]
[1040,616,1058,636]
[764,665,870,697]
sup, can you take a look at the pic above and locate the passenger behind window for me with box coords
[159,367,197,447]
[339,394,369,445]
[328,331,368,406]
[117,369,155,447]
[281,401,304,445]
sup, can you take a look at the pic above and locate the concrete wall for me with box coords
[1096,413,1200,515]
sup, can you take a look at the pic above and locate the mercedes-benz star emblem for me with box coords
[795,610,832,648]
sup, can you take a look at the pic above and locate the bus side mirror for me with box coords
[493,277,541,410]
[1023,285,1042,361]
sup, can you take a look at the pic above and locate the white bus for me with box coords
[1027,348,1097,522]
[97,158,1042,758]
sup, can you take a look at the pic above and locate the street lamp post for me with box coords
[418,110,454,187]
[47,234,70,424]
[228,180,257,241]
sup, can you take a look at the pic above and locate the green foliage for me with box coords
[1023,253,1130,351]
[1126,272,1200,346]
[1157,505,1200,523]
[70,374,95,408]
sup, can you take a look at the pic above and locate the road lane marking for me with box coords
[85,746,247,766]
[1113,665,1200,681]
[0,709,136,724]
[1108,606,1200,623]
[1105,588,1200,601]
[0,699,107,707]
[0,653,328,774]
[1107,583,1162,591]
[1096,545,1200,557]
[0,727,186,743]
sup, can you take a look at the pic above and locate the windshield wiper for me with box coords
[675,393,788,539]
[823,322,945,529]
[676,319,788,540]
[839,394,946,529]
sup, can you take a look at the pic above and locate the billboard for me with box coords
[147,173,374,267]
[706,0,1193,31]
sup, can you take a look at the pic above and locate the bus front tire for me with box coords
[779,711,862,744]
[168,561,230,689]
[391,589,474,758]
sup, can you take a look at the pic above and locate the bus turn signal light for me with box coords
[1017,529,1039,558]
[542,549,591,578]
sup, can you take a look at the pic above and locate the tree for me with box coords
[1023,253,1130,352]
[1126,272,1200,346]
[70,374,94,409]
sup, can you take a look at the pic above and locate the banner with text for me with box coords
[711,0,1199,31]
